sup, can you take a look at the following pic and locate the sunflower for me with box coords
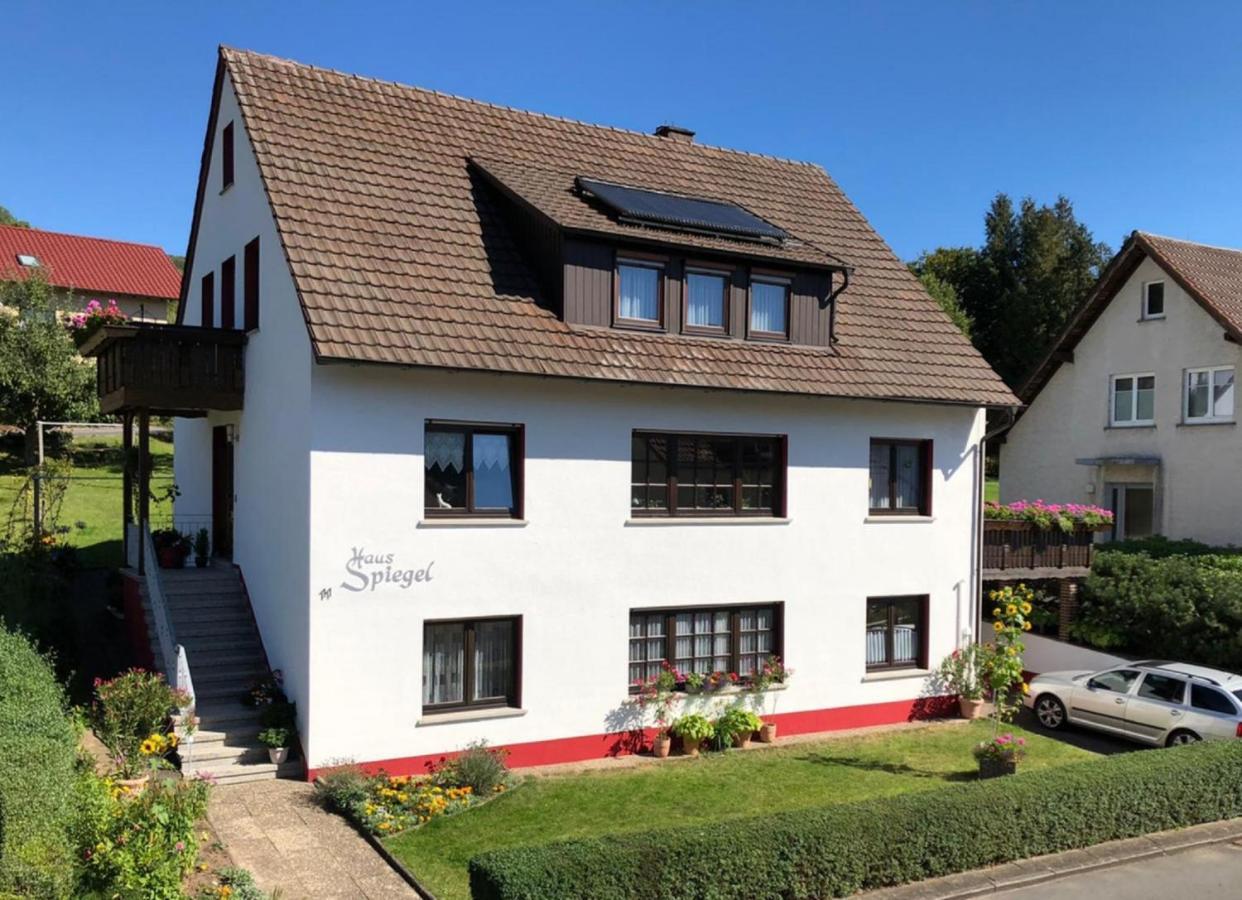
[992,621,1004,633]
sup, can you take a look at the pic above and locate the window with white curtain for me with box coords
[422,618,519,711]
[617,261,662,325]
[868,439,931,515]
[749,277,789,337]
[866,596,926,671]
[685,269,728,332]
[629,604,781,688]
[1184,366,1235,423]
[424,422,522,517]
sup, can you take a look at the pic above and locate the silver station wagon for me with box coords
[1025,660,1242,746]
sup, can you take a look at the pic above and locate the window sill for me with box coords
[864,515,935,524]
[417,518,527,528]
[862,668,931,683]
[1136,316,1165,323]
[417,706,526,727]
[625,517,791,527]
[1177,419,1236,428]
[630,682,790,698]
[1104,424,1156,430]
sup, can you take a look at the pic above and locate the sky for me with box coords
[4,1,1242,262]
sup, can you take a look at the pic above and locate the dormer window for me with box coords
[616,258,664,328]
[684,267,728,334]
[16,254,40,267]
[749,276,790,340]
[1143,281,1165,319]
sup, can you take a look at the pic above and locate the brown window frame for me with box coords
[220,255,236,330]
[682,263,732,336]
[865,595,929,672]
[628,603,785,692]
[424,421,525,519]
[868,438,933,516]
[614,255,667,331]
[221,121,235,191]
[631,430,787,518]
[422,615,522,713]
[243,237,260,332]
[200,271,214,328]
[747,273,791,341]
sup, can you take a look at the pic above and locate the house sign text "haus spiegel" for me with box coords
[341,547,435,593]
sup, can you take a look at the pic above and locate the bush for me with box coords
[430,741,511,795]
[212,866,271,900]
[469,741,1242,900]
[713,708,761,741]
[92,670,189,778]
[314,763,369,816]
[0,625,79,898]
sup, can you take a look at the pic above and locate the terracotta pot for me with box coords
[652,734,672,759]
[978,757,1017,780]
[681,737,703,757]
[268,747,289,765]
[731,731,752,750]
[758,722,778,743]
[959,697,986,720]
[114,775,149,795]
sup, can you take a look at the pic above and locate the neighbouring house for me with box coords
[84,47,1015,781]
[0,223,180,321]
[1002,231,1242,545]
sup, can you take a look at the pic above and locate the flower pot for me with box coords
[157,547,180,569]
[114,775,149,795]
[758,722,778,743]
[731,731,752,750]
[978,757,1017,779]
[959,697,986,720]
[652,734,672,758]
[681,737,703,757]
[268,747,289,765]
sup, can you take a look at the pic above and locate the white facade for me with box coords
[175,72,991,774]
[1001,255,1242,546]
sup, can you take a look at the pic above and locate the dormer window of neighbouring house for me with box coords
[1142,281,1165,319]
[749,276,790,339]
[616,259,664,328]
[684,267,728,334]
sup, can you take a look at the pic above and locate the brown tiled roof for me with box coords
[215,47,1016,407]
[1019,231,1242,405]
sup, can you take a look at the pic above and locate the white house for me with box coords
[149,48,1015,779]
[1002,232,1242,545]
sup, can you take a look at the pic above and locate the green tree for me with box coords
[913,269,972,338]
[0,204,30,228]
[0,272,98,458]
[911,194,1110,388]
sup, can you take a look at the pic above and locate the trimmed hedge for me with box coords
[0,626,79,898]
[469,741,1242,900]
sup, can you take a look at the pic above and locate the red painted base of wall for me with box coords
[305,695,956,781]
[120,574,155,670]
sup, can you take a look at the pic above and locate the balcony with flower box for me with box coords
[982,501,1113,580]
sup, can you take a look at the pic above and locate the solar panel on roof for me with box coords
[576,178,788,244]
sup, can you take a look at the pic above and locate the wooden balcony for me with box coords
[982,519,1104,581]
[79,324,245,416]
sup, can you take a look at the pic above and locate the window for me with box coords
[630,431,785,517]
[865,596,927,671]
[616,259,663,327]
[200,271,214,328]
[1087,669,1140,693]
[220,256,236,330]
[1190,683,1237,715]
[1137,673,1185,704]
[424,422,523,517]
[628,604,782,687]
[222,121,235,190]
[1110,374,1155,425]
[684,268,728,334]
[15,254,39,268]
[1185,366,1234,422]
[422,617,519,711]
[243,237,260,331]
[1108,484,1154,541]
[869,439,931,516]
[1142,281,1165,319]
[749,276,789,338]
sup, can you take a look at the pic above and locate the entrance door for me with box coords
[212,426,234,559]
[1108,484,1154,540]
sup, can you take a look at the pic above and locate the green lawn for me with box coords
[385,720,1097,900]
[985,477,999,503]
[0,434,174,568]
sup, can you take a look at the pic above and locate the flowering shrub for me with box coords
[746,656,793,693]
[93,669,190,778]
[985,499,1113,532]
[68,298,127,343]
[429,741,511,795]
[632,663,679,737]
[972,733,1027,763]
[358,777,478,834]
[936,643,988,701]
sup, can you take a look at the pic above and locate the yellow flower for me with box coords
[992,607,1001,617]
[1005,604,1017,616]
[992,621,1004,633]
[1022,682,1031,695]
[1023,621,1032,631]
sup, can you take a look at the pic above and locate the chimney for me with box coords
[654,123,695,143]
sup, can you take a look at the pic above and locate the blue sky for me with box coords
[4,1,1242,262]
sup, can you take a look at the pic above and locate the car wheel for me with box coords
[1166,729,1201,747]
[1035,694,1067,730]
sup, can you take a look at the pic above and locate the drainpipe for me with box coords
[826,267,851,345]
[971,406,1017,647]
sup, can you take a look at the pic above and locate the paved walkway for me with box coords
[997,840,1242,898]
[208,779,416,900]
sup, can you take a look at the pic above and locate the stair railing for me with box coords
[141,523,196,713]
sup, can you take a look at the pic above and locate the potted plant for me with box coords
[973,732,1026,778]
[937,644,989,719]
[193,527,210,568]
[670,713,713,757]
[715,708,762,749]
[633,663,679,758]
[259,726,292,765]
[152,528,190,569]
[747,656,792,741]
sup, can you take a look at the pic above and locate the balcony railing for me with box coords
[982,519,1103,577]
[80,323,245,415]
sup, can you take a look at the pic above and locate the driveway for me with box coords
[997,840,1242,898]
[1012,708,1137,756]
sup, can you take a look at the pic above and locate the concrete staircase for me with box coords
[138,565,302,784]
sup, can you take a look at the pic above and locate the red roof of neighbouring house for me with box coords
[0,224,181,300]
